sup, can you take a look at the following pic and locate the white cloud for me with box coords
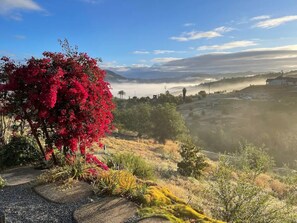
[151,57,182,63]
[184,23,195,27]
[243,44,297,52]
[0,0,42,20]
[254,15,297,28]
[198,40,257,51]
[214,26,234,33]
[133,49,179,55]
[133,50,150,54]
[171,31,222,42]
[250,15,271,21]
[153,50,175,54]
[170,26,233,42]
[0,0,42,13]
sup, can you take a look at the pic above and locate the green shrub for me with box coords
[0,135,41,168]
[36,156,101,184]
[177,141,208,179]
[209,158,296,223]
[235,143,275,176]
[109,153,155,180]
[0,176,5,188]
[93,170,140,196]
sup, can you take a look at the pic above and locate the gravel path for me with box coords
[0,183,90,223]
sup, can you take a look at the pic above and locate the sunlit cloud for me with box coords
[0,0,42,20]
[250,15,271,21]
[243,44,297,52]
[214,26,234,33]
[170,26,233,42]
[198,40,257,51]
[153,50,175,54]
[151,57,182,63]
[133,50,150,54]
[133,49,180,55]
[254,15,297,28]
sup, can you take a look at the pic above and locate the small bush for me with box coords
[93,170,139,197]
[36,156,101,184]
[0,176,5,188]
[235,143,275,176]
[177,141,208,179]
[109,153,155,180]
[209,158,296,223]
[0,135,41,168]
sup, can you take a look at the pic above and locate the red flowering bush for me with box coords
[0,51,114,168]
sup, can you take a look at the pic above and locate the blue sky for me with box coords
[1,0,297,75]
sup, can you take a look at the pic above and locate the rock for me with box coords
[34,181,93,204]
[0,166,43,186]
[73,197,138,223]
[137,217,170,223]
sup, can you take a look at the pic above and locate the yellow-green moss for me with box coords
[138,186,225,223]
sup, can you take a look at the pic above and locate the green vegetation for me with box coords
[92,169,223,223]
[36,156,101,184]
[0,135,41,169]
[182,89,297,166]
[150,103,188,143]
[108,152,155,180]
[209,158,296,223]
[0,176,5,188]
[177,141,208,178]
[93,170,140,197]
[234,143,275,176]
[114,99,188,143]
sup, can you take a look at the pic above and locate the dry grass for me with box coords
[92,135,296,220]
[100,137,180,171]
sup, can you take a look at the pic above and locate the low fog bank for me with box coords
[110,82,201,98]
[110,78,267,98]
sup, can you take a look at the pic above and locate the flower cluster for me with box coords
[0,52,114,169]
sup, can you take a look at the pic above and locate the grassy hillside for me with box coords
[179,85,297,166]
[97,136,297,222]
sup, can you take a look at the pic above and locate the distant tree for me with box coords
[114,103,152,137]
[199,90,207,98]
[150,103,187,143]
[182,87,187,101]
[118,90,126,99]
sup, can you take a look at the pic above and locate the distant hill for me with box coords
[199,72,281,88]
[105,70,128,82]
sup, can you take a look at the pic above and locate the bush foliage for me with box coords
[114,102,188,143]
[177,141,208,178]
[235,143,275,176]
[209,158,296,223]
[0,135,40,168]
[0,176,5,188]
